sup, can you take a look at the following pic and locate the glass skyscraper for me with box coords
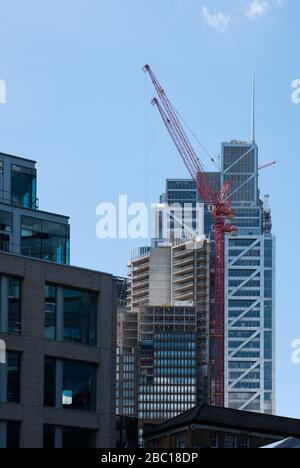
[162,140,276,415]
[222,141,275,414]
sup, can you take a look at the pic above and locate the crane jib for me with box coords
[144,64,238,407]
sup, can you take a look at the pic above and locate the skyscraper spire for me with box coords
[251,73,256,144]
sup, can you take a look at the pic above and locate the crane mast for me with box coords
[144,64,236,407]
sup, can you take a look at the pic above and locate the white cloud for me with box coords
[194,0,284,31]
[200,6,231,32]
[244,0,284,21]
[244,1,270,20]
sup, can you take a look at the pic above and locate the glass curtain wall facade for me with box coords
[222,141,275,414]
[162,140,276,415]
[11,164,37,209]
[138,306,197,423]
[21,217,70,264]
[0,153,70,265]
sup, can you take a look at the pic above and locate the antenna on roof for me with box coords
[251,73,256,144]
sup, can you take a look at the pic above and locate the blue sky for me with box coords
[0,0,299,418]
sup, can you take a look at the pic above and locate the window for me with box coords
[264,332,272,359]
[0,233,9,252]
[240,437,250,448]
[224,434,236,448]
[7,352,21,403]
[43,425,56,449]
[264,270,273,298]
[152,438,163,449]
[6,421,20,448]
[62,427,96,449]
[63,360,97,412]
[0,211,12,253]
[8,277,21,334]
[21,216,70,265]
[44,358,56,407]
[45,285,57,340]
[44,285,98,346]
[264,240,273,268]
[43,426,96,448]
[11,164,37,209]
[176,432,185,448]
[210,432,219,448]
[63,288,97,346]
[264,362,272,391]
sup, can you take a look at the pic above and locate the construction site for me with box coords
[116,66,276,443]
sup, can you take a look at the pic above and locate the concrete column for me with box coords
[20,405,44,448]
[20,262,45,448]
[97,275,116,448]
[149,247,172,306]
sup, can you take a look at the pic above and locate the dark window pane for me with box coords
[63,360,96,412]
[43,425,56,449]
[41,226,69,264]
[0,211,12,253]
[0,233,10,252]
[21,216,70,265]
[8,278,21,334]
[6,422,20,448]
[7,352,20,403]
[44,358,56,407]
[0,211,13,233]
[11,164,37,209]
[62,427,96,449]
[21,216,42,258]
[63,289,97,346]
[45,285,57,340]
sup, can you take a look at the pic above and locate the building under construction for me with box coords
[117,68,276,444]
[125,238,211,429]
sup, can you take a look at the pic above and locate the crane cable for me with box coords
[173,105,220,171]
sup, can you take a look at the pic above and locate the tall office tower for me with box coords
[127,238,211,431]
[0,152,116,448]
[222,141,275,414]
[162,140,276,415]
[0,152,70,264]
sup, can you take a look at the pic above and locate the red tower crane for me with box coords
[144,64,237,407]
